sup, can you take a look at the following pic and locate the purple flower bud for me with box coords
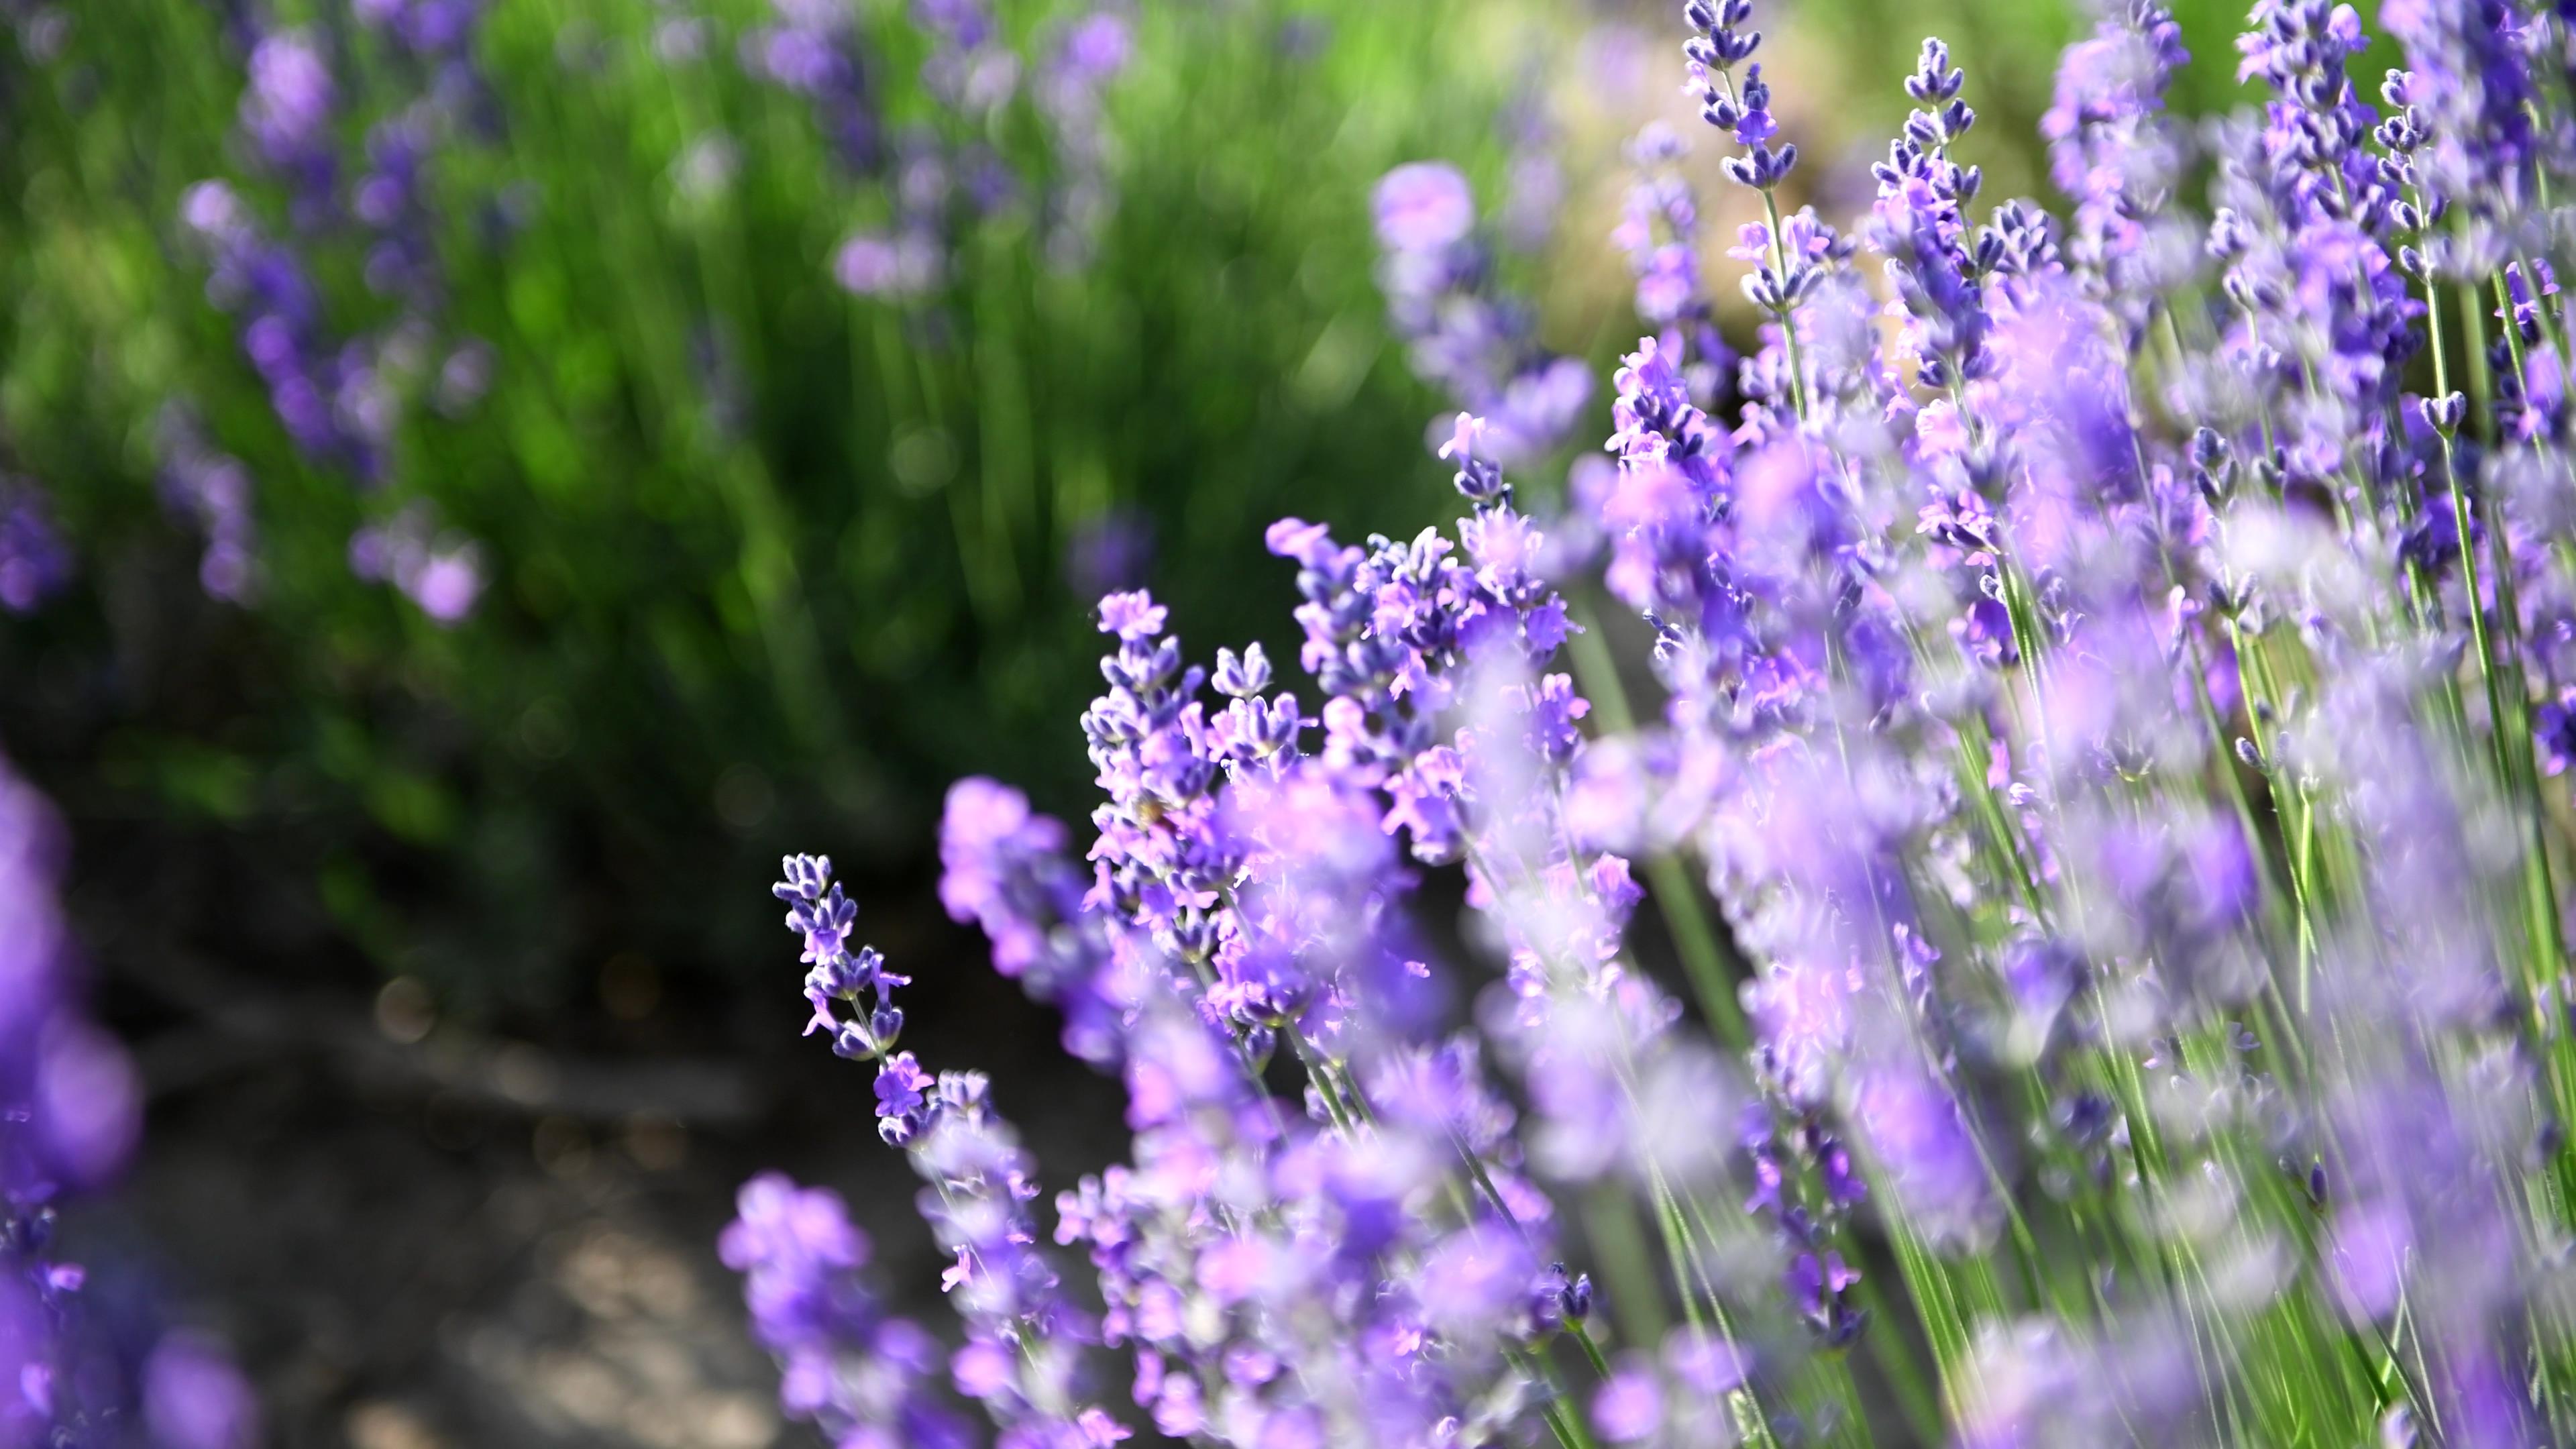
[875,1052,932,1122]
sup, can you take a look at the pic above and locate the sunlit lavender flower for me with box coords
[2043,0,2192,301]
[2380,0,2540,217]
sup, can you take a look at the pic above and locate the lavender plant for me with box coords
[178,0,499,624]
[734,0,2576,1443]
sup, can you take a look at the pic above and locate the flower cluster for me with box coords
[2043,0,2192,333]
[732,0,2576,1444]
[743,0,883,174]
[1611,122,1733,410]
[179,176,388,486]
[766,854,1132,1446]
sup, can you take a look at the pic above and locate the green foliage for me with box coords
[0,0,2302,1006]
[0,0,1572,1004]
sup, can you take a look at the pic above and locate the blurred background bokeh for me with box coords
[0,0,2259,1442]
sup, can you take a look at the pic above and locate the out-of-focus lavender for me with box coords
[348,503,484,625]
[180,0,496,624]
[718,1174,967,1449]
[936,778,1124,1065]
[1610,121,1734,411]
[179,178,385,484]
[1495,65,1564,257]
[239,28,336,225]
[1371,162,1591,466]
[0,478,69,616]
[743,0,883,174]
[0,751,258,1448]
[1062,506,1152,602]
[728,0,2576,1444]
[1,5,70,62]
[158,410,260,604]
[1033,9,1131,270]
[749,0,1135,301]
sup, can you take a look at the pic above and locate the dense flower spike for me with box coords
[733,3,2576,1445]
[2379,0,2541,218]
[1613,122,1735,411]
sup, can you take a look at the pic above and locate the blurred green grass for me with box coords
[1,0,2278,1009]
[3,0,1597,1006]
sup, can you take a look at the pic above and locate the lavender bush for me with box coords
[731,0,2576,1443]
